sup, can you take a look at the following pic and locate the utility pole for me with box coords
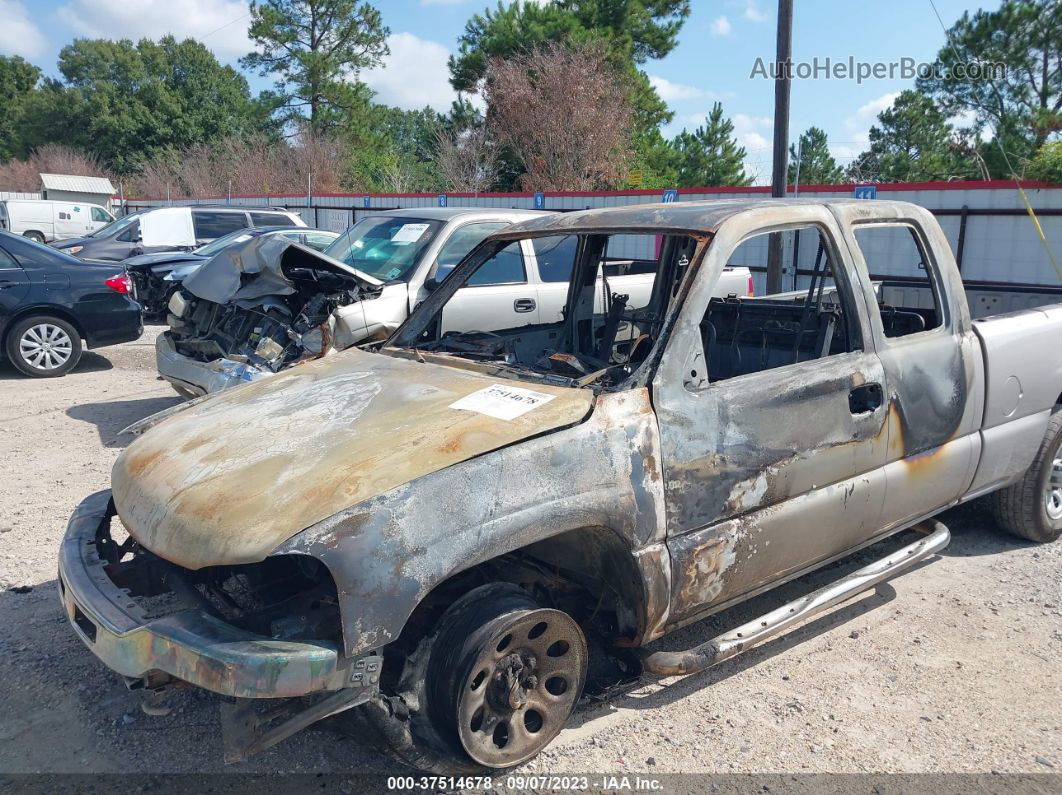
[766,0,793,295]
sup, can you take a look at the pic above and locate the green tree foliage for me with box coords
[18,37,262,174]
[1026,140,1062,182]
[846,91,974,182]
[788,126,844,185]
[917,0,1061,169]
[0,56,40,162]
[448,0,688,188]
[243,0,390,135]
[670,103,750,187]
[558,0,690,63]
[348,106,447,192]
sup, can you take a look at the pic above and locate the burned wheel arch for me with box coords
[275,388,669,657]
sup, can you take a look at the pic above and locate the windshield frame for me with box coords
[322,215,444,283]
[382,227,711,393]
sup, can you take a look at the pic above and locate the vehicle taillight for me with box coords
[747,275,755,296]
[106,274,132,295]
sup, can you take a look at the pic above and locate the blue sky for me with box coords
[1,0,983,184]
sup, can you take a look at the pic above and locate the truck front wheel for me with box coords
[990,407,1062,544]
[350,583,588,773]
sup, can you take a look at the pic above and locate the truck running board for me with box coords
[639,520,950,677]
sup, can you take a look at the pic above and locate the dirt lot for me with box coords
[0,328,1059,778]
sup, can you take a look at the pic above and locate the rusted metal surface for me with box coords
[277,387,667,657]
[60,199,1062,766]
[57,491,353,699]
[641,520,951,676]
[112,347,594,569]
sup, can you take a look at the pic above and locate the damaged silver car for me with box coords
[60,199,1062,772]
[157,207,549,397]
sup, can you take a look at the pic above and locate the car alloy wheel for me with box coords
[1045,452,1062,521]
[19,323,74,371]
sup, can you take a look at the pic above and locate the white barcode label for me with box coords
[449,384,556,421]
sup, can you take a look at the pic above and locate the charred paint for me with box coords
[112,348,594,569]
[277,388,668,657]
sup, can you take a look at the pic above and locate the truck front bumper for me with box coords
[58,490,355,699]
[155,332,271,397]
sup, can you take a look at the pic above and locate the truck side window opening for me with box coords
[466,242,526,286]
[393,232,693,389]
[702,225,862,382]
[852,223,943,338]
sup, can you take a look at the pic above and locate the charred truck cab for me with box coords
[60,200,1062,771]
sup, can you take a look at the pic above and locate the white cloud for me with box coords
[833,91,899,158]
[362,32,477,113]
[56,0,251,59]
[648,74,702,102]
[710,16,732,36]
[743,0,769,22]
[732,113,773,150]
[0,0,47,59]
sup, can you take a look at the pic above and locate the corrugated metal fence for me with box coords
[125,180,1062,291]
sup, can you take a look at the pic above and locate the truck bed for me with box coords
[964,303,1062,498]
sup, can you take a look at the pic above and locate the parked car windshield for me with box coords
[88,212,143,239]
[323,216,443,282]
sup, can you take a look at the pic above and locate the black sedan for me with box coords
[0,231,142,377]
[126,226,340,316]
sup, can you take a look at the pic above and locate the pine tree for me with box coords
[787,127,844,185]
[671,103,750,187]
[845,91,973,182]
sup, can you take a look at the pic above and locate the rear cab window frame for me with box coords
[848,219,953,346]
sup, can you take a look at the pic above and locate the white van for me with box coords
[0,199,115,243]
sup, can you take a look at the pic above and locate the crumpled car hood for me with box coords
[112,348,593,569]
[181,235,382,305]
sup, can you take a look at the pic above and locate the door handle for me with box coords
[514,298,536,313]
[849,383,883,414]
[0,280,19,289]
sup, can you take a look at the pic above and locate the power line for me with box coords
[200,11,250,41]
[927,0,1060,281]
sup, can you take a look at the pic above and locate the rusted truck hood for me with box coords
[111,349,594,569]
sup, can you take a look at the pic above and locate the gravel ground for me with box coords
[0,327,1059,779]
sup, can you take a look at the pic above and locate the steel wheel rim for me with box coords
[19,323,73,370]
[454,608,586,767]
[1046,454,1062,521]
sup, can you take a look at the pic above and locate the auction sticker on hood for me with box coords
[449,383,556,421]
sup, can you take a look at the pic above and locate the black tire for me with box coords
[344,583,587,774]
[22,231,45,244]
[990,406,1062,544]
[4,314,83,377]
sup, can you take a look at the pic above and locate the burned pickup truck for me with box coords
[59,199,1062,771]
[156,206,754,397]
